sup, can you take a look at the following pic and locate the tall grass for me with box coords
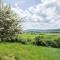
[0,43,60,60]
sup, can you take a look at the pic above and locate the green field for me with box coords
[0,43,60,60]
[0,33,60,60]
[17,33,60,41]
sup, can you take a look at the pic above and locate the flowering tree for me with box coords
[0,1,22,41]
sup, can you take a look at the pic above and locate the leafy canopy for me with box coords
[0,4,22,40]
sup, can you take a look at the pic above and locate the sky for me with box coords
[4,0,60,30]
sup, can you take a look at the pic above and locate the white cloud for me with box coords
[21,0,60,30]
[11,0,60,30]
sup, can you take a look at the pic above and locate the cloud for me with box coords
[21,0,60,30]
[11,0,60,30]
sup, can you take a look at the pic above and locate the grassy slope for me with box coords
[0,43,60,60]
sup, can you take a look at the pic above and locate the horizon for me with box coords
[24,28,60,31]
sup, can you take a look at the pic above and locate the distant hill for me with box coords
[24,29,60,33]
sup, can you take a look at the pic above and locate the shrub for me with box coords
[15,38,27,44]
[26,38,32,44]
[46,41,56,47]
[34,36,47,46]
[54,39,60,48]
[34,35,60,48]
[46,40,60,48]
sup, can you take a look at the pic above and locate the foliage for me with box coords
[16,33,60,48]
[34,36,43,46]
[0,5,22,41]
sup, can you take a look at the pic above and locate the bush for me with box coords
[1,37,16,42]
[26,38,32,44]
[46,41,56,47]
[34,36,47,46]
[15,38,27,44]
[54,39,60,48]
[34,35,60,48]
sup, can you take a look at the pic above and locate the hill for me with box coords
[24,29,60,33]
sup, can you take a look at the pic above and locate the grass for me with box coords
[0,43,60,60]
[17,33,60,41]
[0,33,60,60]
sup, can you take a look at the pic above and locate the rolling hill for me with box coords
[24,29,60,33]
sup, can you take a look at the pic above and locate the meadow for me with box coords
[0,43,60,60]
[17,33,60,41]
[0,33,60,60]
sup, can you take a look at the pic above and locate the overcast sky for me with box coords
[5,0,60,30]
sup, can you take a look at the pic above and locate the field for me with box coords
[0,43,60,60]
[0,33,60,60]
[17,33,60,41]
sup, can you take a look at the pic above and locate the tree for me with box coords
[0,4,22,41]
[0,0,3,9]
